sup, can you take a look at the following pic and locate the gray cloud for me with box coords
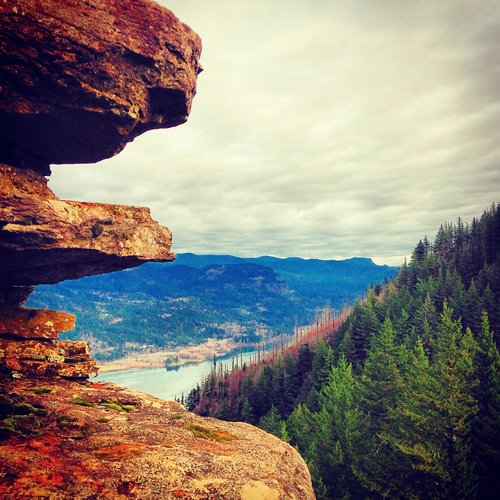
[48,0,500,266]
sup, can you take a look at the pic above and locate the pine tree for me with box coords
[240,396,254,423]
[258,405,284,438]
[386,306,479,498]
[251,366,272,419]
[464,279,482,335]
[283,353,300,415]
[354,318,407,496]
[287,403,316,455]
[312,355,366,498]
[216,397,232,420]
[311,340,334,390]
[472,312,500,498]
[412,292,438,352]
[346,299,380,372]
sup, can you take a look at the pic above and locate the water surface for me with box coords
[96,348,258,401]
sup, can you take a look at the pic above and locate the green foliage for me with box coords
[471,312,500,498]
[69,396,94,407]
[187,205,500,498]
[230,203,498,499]
[313,356,366,498]
[258,405,285,439]
[27,254,397,360]
[99,399,135,413]
[184,423,238,442]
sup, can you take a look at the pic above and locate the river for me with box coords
[96,348,259,401]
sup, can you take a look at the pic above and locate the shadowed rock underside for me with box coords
[0,0,202,174]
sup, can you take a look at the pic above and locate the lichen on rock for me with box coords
[0,376,315,499]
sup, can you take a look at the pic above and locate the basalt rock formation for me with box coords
[0,163,175,287]
[0,0,315,497]
[0,0,202,175]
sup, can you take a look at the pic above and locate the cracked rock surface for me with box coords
[0,164,175,286]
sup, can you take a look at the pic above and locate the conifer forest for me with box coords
[186,203,500,499]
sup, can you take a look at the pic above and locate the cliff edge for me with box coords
[0,0,314,497]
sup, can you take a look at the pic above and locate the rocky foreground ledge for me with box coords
[0,376,314,499]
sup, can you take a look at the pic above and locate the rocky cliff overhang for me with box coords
[0,0,315,497]
[0,164,174,286]
[0,0,202,175]
[0,0,200,381]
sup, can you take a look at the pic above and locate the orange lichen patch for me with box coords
[211,430,239,442]
[172,488,187,497]
[93,443,147,461]
[17,471,65,487]
[26,433,62,453]
[0,375,315,498]
[89,382,108,389]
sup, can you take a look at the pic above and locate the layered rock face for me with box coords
[0,0,202,174]
[0,163,174,287]
[0,0,193,378]
[0,0,315,497]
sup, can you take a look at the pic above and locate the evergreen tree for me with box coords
[287,403,316,456]
[354,318,407,496]
[386,306,479,498]
[464,279,482,335]
[251,366,273,419]
[283,353,300,414]
[240,396,254,423]
[412,292,438,352]
[346,298,380,372]
[258,405,285,439]
[313,355,366,498]
[472,312,500,498]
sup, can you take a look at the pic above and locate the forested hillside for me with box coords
[188,203,500,499]
[27,254,396,360]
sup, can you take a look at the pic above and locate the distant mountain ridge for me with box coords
[27,253,397,360]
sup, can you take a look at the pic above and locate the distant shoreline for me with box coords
[97,338,242,374]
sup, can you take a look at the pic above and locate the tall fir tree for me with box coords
[471,312,500,498]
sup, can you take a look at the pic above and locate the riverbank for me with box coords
[98,338,241,373]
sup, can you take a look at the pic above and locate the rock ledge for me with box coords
[0,376,315,499]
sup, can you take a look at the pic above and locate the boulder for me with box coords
[0,0,202,174]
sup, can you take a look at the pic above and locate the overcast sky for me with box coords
[49,0,500,266]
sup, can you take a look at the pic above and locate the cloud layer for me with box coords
[49,0,500,265]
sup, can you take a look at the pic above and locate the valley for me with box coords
[27,253,397,363]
